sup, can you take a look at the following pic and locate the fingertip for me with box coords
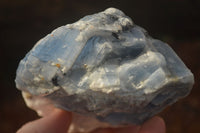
[17,109,72,133]
[154,116,166,130]
[52,108,72,128]
[139,116,166,133]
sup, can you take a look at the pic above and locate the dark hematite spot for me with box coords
[108,14,118,22]
[52,76,59,86]
[122,26,128,31]
[112,32,119,39]
[122,22,133,31]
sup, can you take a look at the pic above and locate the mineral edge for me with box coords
[16,8,194,127]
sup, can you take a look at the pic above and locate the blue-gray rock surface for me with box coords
[15,8,194,126]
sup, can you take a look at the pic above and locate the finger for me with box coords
[113,125,141,133]
[139,116,166,133]
[17,108,71,133]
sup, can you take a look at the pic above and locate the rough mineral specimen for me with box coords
[15,8,194,132]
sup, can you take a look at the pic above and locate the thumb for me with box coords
[139,116,166,133]
[17,108,71,133]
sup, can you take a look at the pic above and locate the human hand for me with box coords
[17,108,166,133]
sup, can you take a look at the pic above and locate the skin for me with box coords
[17,108,166,133]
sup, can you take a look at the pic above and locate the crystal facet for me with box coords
[15,8,194,131]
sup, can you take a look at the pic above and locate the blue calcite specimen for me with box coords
[16,8,194,125]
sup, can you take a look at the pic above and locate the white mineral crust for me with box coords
[16,8,194,133]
